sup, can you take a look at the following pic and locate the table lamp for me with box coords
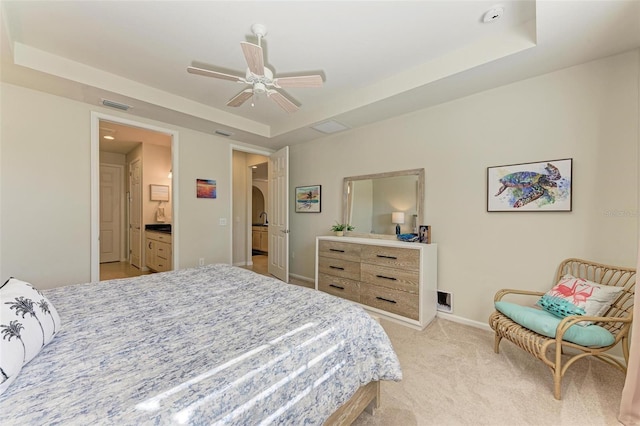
[392,212,405,235]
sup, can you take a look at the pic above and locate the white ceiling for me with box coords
[1,1,639,151]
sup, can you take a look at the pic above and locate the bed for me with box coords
[0,264,401,425]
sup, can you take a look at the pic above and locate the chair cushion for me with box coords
[536,274,624,326]
[495,301,615,347]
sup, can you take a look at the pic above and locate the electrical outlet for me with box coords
[198,258,204,266]
[219,218,227,226]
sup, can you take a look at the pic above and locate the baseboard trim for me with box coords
[436,311,492,332]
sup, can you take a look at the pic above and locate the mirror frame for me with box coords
[343,168,425,238]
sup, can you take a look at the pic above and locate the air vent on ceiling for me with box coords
[214,129,234,137]
[311,120,349,134]
[101,99,132,111]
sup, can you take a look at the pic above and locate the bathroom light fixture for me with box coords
[392,212,405,235]
[103,135,115,140]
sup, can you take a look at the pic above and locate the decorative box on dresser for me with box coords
[315,236,437,329]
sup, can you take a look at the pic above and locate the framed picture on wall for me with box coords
[295,185,321,213]
[487,158,572,211]
[196,179,217,199]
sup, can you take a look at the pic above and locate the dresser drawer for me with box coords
[318,240,361,262]
[318,273,360,303]
[360,284,419,320]
[361,263,419,293]
[318,256,361,281]
[361,245,420,271]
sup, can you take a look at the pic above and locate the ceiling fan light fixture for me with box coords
[254,82,267,94]
[187,23,323,112]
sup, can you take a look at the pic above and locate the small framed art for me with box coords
[418,225,431,244]
[196,179,217,199]
[295,185,321,213]
[487,158,572,212]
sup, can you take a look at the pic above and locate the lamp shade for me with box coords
[392,212,405,224]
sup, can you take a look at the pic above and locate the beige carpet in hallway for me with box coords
[353,318,625,426]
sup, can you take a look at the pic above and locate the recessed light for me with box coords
[103,135,115,140]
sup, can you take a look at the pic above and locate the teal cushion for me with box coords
[495,301,615,347]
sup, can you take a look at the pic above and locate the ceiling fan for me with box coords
[187,23,323,113]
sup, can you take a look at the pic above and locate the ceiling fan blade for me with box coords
[240,42,264,76]
[268,90,298,113]
[227,89,254,107]
[187,66,244,82]
[273,75,323,88]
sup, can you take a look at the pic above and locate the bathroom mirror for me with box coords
[150,184,170,201]
[343,168,424,237]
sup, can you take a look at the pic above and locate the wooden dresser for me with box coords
[315,236,437,329]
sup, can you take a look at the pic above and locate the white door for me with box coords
[99,164,122,263]
[268,146,289,282]
[130,157,142,268]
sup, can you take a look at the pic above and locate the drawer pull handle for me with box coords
[329,284,345,290]
[329,266,345,271]
[376,274,397,281]
[376,254,398,260]
[329,249,345,253]
[376,296,397,304]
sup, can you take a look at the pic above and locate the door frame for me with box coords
[90,111,179,282]
[230,144,274,267]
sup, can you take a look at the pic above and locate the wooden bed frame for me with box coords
[324,381,380,425]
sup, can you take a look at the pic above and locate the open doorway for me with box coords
[231,146,289,283]
[96,118,173,281]
[250,162,269,274]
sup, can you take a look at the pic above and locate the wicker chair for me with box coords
[489,258,636,400]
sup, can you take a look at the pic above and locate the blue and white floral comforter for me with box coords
[0,264,401,425]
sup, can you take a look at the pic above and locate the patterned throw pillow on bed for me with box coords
[0,278,61,395]
[537,274,624,326]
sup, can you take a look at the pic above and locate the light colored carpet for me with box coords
[353,317,626,426]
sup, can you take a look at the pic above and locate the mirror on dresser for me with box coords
[343,168,424,237]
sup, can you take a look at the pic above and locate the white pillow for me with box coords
[537,274,624,326]
[0,278,61,395]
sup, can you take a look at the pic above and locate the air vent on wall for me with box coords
[214,129,234,137]
[101,99,131,111]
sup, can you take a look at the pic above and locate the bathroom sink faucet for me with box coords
[259,211,268,225]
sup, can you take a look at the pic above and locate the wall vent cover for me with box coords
[214,129,234,137]
[101,99,131,111]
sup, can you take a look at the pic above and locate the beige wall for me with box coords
[0,82,239,288]
[1,50,638,326]
[1,84,92,286]
[289,49,640,325]
[142,143,172,225]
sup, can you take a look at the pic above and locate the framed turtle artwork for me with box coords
[487,158,572,212]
